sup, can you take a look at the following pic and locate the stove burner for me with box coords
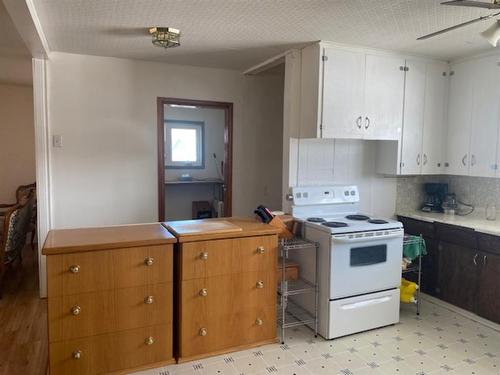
[307,217,326,223]
[345,214,370,221]
[368,219,389,224]
[322,221,349,228]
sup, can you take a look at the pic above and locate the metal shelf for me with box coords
[402,235,424,315]
[278,236,319,344]
[277,299,316,329]
[278,278,316,296]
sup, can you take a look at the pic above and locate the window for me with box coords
[165,120,204,169]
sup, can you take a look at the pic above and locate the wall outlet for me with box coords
[53,134,62,148]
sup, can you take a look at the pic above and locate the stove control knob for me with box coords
[350,190,356,196]
[344,191,349,196]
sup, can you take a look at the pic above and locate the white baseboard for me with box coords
[421,293,500,332]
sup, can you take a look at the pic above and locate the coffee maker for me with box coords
[421,183,448,213]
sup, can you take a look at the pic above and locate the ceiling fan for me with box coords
[418,0,500,45]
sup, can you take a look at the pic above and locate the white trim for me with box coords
[25,0,51,54]
[243,51,288,76]
[422,293,500,332]
[32,58,51,298]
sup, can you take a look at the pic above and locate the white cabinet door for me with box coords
[400,59,426,175]
[322,47,365,139]
[421,61,448,175]
[469,56,500,177]
[363,54,406,140]
[446,61,474,176]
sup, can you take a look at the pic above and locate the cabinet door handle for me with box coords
[471,154,476,166]
[416,154,421,166]
[199,252,208,260]
[145,336,155,345]
[144,295,154,304]
[356,116,362,129]
[72,350,82,360]
[69,265,80,274]
[473,253,478,266]
[423,154,428,166]
[462,154,468,166]
[256,246,265,254]
[71,305,81,315]
[483,255,487,265]
[364,116,370,129]
[144,257,154,266]
[199,288,208,297]
[256,280,264,289]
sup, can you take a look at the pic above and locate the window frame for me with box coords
[164,120,205,169]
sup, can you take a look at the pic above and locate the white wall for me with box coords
[46,52,284,228]
[0,83,35,202]
[290,138,397,218]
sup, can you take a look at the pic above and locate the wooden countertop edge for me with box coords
[42,223,176,255]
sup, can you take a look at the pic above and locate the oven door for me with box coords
[330,229,403,300]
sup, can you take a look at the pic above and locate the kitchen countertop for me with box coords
[163,216,281,242]
[397,210,500,236]
[42,223,176,255]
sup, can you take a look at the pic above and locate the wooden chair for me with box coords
[0,183,37,251]
[0,194,35,298]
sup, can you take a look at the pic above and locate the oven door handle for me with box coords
[341,296,391,310]
[332,232,403,243]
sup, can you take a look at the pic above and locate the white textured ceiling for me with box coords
[32,0,499,70]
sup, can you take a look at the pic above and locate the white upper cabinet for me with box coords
[399,59,426,175]
[421,61,448,175]
[322,47,365,139]
[446,61,474,176]
[469,56,500,177]
[363,54,406,140]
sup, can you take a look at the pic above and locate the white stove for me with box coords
[290,185,403,340]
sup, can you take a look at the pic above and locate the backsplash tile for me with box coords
[396,174,500,214]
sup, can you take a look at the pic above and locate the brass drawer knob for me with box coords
[199,328,208,336]
[256,280,264,289]
[145,336,154,345]
[72,350,82,360]
[71,305,81,315]
[199,252,208,260]
[199,288,208,297]
[69,265,80,273]
[257,246,265,254]
[144,295,154,304]
[144,257,154,266]
[255,318,263,326]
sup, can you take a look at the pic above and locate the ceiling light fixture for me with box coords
[149,27,181,48]
[481,20,500,46]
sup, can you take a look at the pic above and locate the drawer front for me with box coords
[477,232,500,256]
[397,216,435,238]
[47,245,173,296]
[181,235,277,280]
[49,324,172,375]
[180,272,275,319]
[180,306,275,358]
[48,283,172,342]
[435,223,477,249]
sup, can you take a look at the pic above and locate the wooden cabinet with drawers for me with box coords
[43,224,177,375]
[164,218,280,362]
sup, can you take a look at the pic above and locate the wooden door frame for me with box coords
[157,97,233,222]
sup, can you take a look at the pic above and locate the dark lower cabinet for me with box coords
[437,241,478,312]
[398,216,500,324]
[475,251,500,323]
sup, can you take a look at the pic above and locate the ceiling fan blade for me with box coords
[442,0,500,9]
[417,13,496,40]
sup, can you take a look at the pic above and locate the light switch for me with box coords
[53,135,62,148]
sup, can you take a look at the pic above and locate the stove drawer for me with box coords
[328,289,400,339]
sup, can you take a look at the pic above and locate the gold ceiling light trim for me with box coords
[149,27,181,48]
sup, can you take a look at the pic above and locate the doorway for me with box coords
[157,98,233,222]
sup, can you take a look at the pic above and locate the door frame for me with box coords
[157,97,233,222]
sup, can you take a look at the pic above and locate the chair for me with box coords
[0,183,37,251]
[0,194,35,298]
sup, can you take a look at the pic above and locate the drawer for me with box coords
[48,283,172,342]
[179,306,276,359]
[477,232,500,256]
[180,272,275,319]
[47,245,173,296]
[49,324,172,375]
[180,235,277,280]
[435,223,477,249]
[397,216,435,238]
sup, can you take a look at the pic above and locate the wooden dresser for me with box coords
[42,224,177,375]
[163,218,280,362]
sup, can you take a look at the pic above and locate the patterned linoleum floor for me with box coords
[133,300,500,375]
